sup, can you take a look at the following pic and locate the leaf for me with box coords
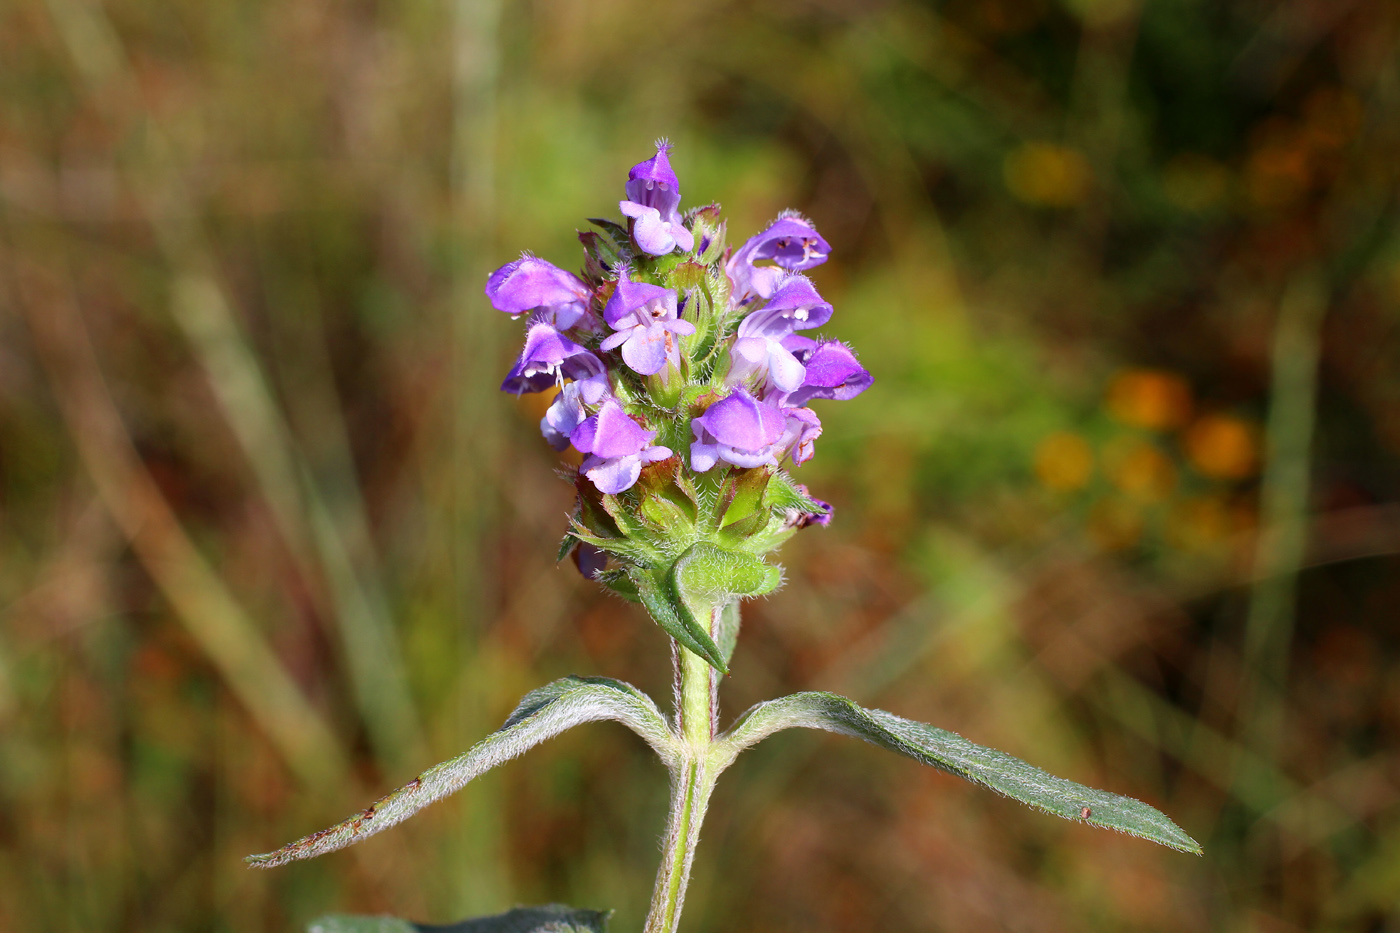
[626,566,729,674]
[715,692,1202,855]
[567,522,660,567]
[762,470,825,516]
[247,678,676,867]
[586,218,631,252]
[662,544,781,671]
[307,904,610,933]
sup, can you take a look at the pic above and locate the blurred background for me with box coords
[2,0,1399,929]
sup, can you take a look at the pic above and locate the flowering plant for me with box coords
[249,142,1199,933]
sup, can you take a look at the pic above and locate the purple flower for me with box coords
[619,140,695,256]
[779,406,822,466]
[485,254,591,330]
[501,323,610,402]
[600,268,696,376]
[689,389,787,472]
[782,341,873,407]
[573,541,608,579]
[727,276,834,395]
[727,211,832,303]
[753,275,834,329]
[572,399,673,494]
[540,381,589,451]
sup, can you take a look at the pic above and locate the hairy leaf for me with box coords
[627,566,728,674]
[715,692,1202,854]
[667,543,779,669]
[248,678,676,867]
[307,905,610,933]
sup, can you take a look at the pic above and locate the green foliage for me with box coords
[717,692,1202,855]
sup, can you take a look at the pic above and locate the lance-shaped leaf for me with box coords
[714,692,1202,855]
[247,678,677,868]
[306,904,610,933]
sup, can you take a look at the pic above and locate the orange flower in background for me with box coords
[1034,431,1094,491]
[1185,414,1259,480]
[1105,368,1193,430]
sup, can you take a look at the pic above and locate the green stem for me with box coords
[644,635,722,933]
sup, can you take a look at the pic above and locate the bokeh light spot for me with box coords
[1185,415,1259,480]
[1105,368,1193,430]
[1004,142,1092,207]
[1034,431,1094,491]
[1104,437,1176,502]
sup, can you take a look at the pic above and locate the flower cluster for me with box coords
[486,140,871,671]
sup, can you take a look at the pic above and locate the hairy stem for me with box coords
[644,628,723,933]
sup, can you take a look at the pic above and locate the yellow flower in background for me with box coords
[1004,142,1092,207]
[1185,414,1259,479]
[1105,368,1193,430]
[1104,437,1176,502]
[1034,431,1094,491]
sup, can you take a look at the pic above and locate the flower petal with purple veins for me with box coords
[619,323,671,375]
[620,202,695,255]
[484,255,591,329]
[572,400,672,494]
[728,334,806,396]
[696,390,786,449]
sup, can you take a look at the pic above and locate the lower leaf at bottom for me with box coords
[307,904,610,933]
